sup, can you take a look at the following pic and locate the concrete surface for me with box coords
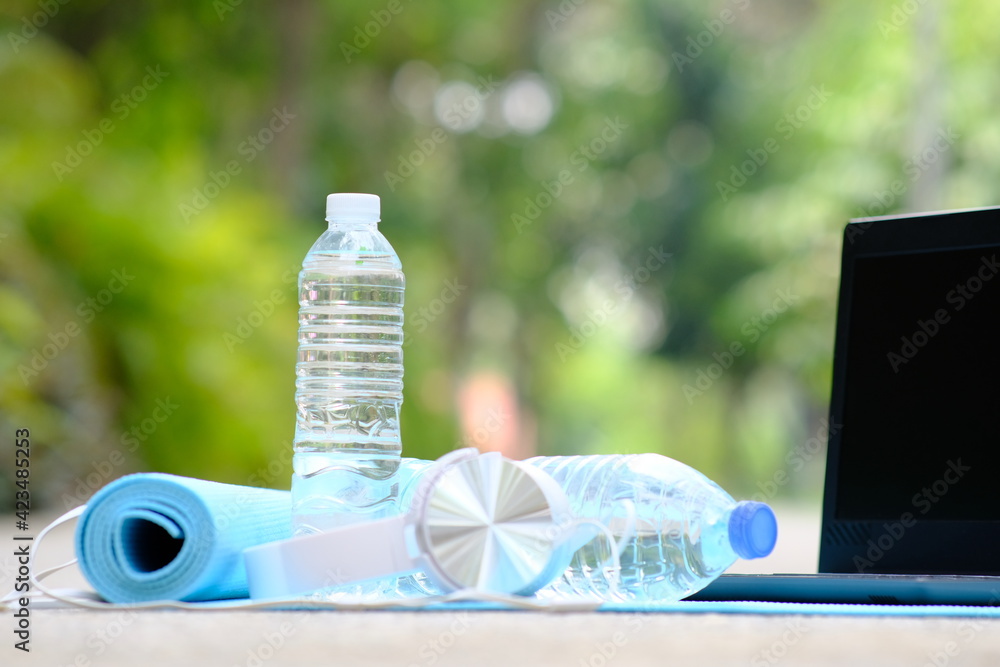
[4,505,1000,666]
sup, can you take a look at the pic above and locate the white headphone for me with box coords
[244,449,579,599]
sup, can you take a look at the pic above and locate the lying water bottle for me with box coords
[525,453,777,602]
[384,452,776,602]
[292,193,405,536]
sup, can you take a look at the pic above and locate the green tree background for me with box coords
[1,1,994,509]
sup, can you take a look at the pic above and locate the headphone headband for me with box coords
[245,449,573,599]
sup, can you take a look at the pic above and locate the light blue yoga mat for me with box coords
[246,599,1000,617]
[75,473,291,603]
[598,600,1000,618]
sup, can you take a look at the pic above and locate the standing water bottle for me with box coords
[292,193,405,536]
[525,453,777,602]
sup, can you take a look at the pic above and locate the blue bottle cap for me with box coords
[728,501,778,560]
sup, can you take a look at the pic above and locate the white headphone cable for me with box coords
[1,507,603,613]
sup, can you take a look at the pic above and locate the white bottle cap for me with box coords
[325,193,380,222]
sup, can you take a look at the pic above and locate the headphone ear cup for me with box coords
[507,462,575,596]
[412,452,572,596]
[406,447,480,520]
[510,538,573,597]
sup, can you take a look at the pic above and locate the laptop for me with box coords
[688,206,1000,605]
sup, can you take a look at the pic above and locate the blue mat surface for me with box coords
[227,599,1000,617]
[598,600,1000,618]
[75,473,291,603]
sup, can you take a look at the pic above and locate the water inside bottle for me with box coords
[292,252,404,534]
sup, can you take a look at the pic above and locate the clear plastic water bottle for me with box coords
[525,453,777,602]
[292,193,405,536]
[381,453,776,602]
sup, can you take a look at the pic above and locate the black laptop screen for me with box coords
[836,244,1000,521]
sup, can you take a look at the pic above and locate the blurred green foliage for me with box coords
[2,0,998,509]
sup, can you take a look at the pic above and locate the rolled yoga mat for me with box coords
[75,473,292,603]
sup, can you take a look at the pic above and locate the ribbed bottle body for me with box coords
[292,236,404,535]
[526,454,741,602]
